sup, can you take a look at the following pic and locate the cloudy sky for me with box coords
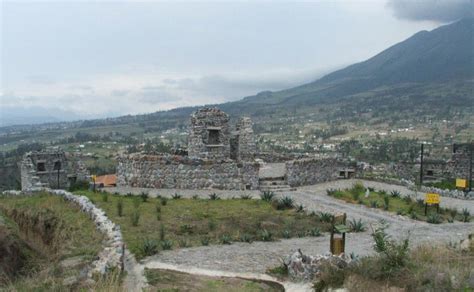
[1,0,472,125]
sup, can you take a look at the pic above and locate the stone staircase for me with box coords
[259,176,295,193]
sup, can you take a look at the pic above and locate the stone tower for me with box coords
[188,108,231,160]
[231,117,256,161]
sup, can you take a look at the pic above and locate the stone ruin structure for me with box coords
[20,147,89,190]
[117,108,259,190]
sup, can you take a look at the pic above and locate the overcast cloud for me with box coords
[1,0,454,125]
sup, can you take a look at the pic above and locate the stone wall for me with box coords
[20,148,90,191]
[285,158,351,187]
[117,154,259,190]
[188,108,231,160]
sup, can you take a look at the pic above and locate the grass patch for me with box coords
[77,190,330,259]
[0,193,104,290]
[326,185,473,223]
[145,268,284,292]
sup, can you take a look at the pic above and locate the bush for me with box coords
[240,194,252,200]
[239,233,252,243]
[208,193,220,200]
[349,218,366,232]
[172,193,181,199]
[370,201,378,208]
[427,213,442,224]
[274,196,294,210]
[220,234,232,244]
[449,208,458,220]
[131,210,140,226]
[326,189,337,196]
[200,237,210,246]
[260,229,273,241]
[309,227,321,237]
[282,230,291,239]
[117,199,123,217]
[161,240,173,250]
[383,196,390,210]
[319,212,334,223]
[140,192,149,202]
[142,239,158,256]
[390,190,401,198]
[296,204,304,213]
[159,224,165,241]
[461,208,470,222]
[160,197,168,206]
[260,191,275,202]
[371,222,410,276]
[178,238,189,248]
[192,194,199,200]
[68,180,89,192]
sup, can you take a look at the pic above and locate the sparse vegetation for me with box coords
[348,218,366,232]
[76,190,330,259]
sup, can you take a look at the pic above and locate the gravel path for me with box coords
[139,179,474,277]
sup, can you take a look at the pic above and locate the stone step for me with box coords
[259,185,296,192]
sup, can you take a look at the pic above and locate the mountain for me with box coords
[220,17,473,113]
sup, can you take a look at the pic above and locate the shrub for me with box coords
[371,222,410,275]
[239,233,252,243]
[370,200,378,208]
[427,213,442,224]
[282,230,291,239]
[200,237,210,246]
[368,187,375,192]
[351,182,365,193]
[379,190,387,196]
[208,193,220,200]
[142,239,158,256]
[410,211,418,220]
[416,198,425,206]
[179,224,194,234]
[220,234,232,244]
[309,228,321,237]
[125,192,133,197]
[172,193,181,199]
[208,220,216,231]
[117,199,123,217]
[351,190,360,201]
[131,210,140,226]
[240,194,252,200]
[260,229,273,241]
[403,195,413,204]
[296,204,304,213]
[140,192,149,202]
[159,224,165,241]
[383,196,390,210]
[192,194,199,200]
[319,212,334,223]
[260,191,275,202]
[156,212,161,221]
[155,204,161,213]
[274,196,294,210]
[101,192,108,202]
[326,189,337,196]
[461,208,470,222]
[160,197,168,206]
[390,190,401,198]
[68,180,90,192]
[357,198,364,204]
[133,197,141,208]
[178,238,189,248]
[349,218,366,232]
[161,240,173,250]
[449,208,458,220]
[396,209,405,216]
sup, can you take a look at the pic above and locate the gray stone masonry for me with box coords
[117,154,259,190]
[231,117,256,161]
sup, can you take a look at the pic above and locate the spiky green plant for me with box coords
[220,234,232,244]
[116,199,123,217]
[260,191,275,202]
[131,210,140,226]
[209,193,220,200]
[172,193,181,199]
[349,218,366,232]
[461,208,470,222]
[319,212,334,223]
[260,229,273,241]
[427,213,442,224]
[281,230,291,239]
[140,191,149,202]
[142,239,158,256]
[161,239,173,250]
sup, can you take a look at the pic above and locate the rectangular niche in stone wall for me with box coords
[37,162,46,172]
[207,128,221,145]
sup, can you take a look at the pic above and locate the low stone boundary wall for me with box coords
[117,154,259,190]
[1,188,125,277]
[285,158,346,187]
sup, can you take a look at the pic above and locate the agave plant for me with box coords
[209,193,220,200]
[220,234,232,244]
[427,213,442,224]
[319,211,334,223]
[461,208,470,222]
[349,218,366,232]
[281,230,291,239]
[161,239,173,250]
[140,191,149,202]
[172,193,182,199]
[239,233,253,243]
[260,191,275,202]
[142,239,158,256]
[390,190,401,198]
[240,194,252,200]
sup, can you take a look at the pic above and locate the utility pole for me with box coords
[419,143,424,186]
